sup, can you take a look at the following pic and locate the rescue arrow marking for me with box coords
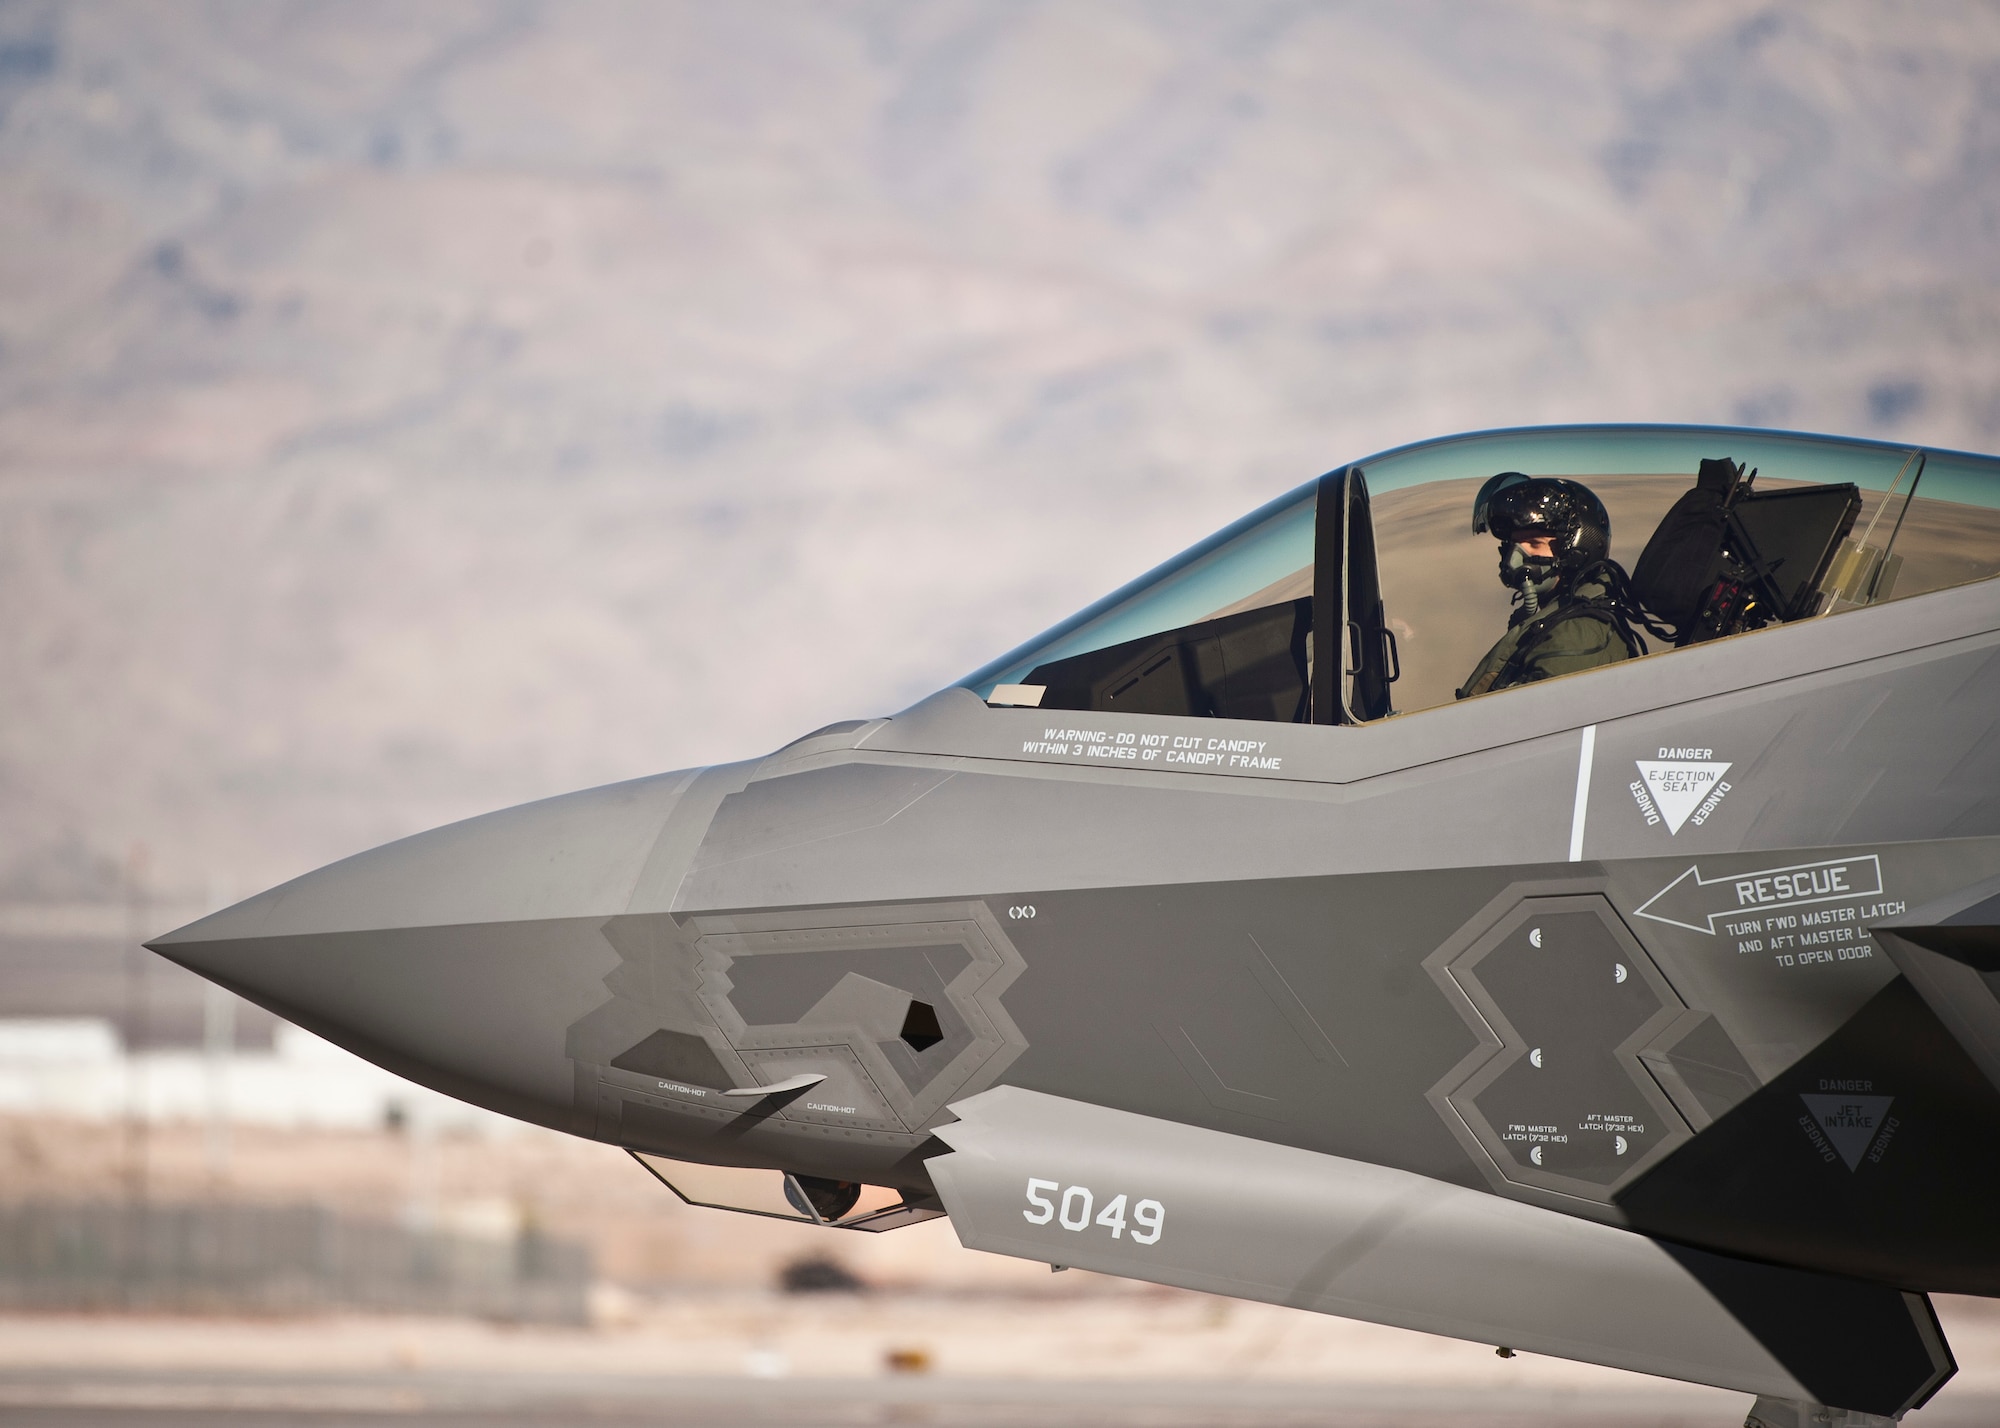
[1633,854,1885,935]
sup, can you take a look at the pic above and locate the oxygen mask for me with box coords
[1500,541,1563,615]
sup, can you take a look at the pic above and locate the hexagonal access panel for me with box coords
[688,901,1029,1135]
[1427,893,1693,1200]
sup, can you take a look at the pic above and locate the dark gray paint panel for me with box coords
[686,903,1030,1138]
[1582,637,2000,863]
[1429,896,1691,1197]
[1158,1020,1289,1121]
[1474,917,1671,1144]
[725,944,971,1026]
[992,867,1506,1185]
[610,1029,733,1089]
[1643,1013,1762,1128]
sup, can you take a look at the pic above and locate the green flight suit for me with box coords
[1457,576,1635,700]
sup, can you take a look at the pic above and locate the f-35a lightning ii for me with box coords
[155,424,2000,1428]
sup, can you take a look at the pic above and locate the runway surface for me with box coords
[1,1366,1996,1428]
[5,1297,2000,1428]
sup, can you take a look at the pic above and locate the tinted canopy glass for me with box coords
[961,426,2000,725]
[965,482,1318,703]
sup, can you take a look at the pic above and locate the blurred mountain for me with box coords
[1,0,1997,902]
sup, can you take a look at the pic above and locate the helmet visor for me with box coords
[1471,471,1533,535]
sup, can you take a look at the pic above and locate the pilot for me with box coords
[1457,473,1647,699]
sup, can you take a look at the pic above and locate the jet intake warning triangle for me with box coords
[1800,1093,1894,1171]
[1634,760,1730,834]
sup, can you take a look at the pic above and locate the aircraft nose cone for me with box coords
[149,768,711,1133]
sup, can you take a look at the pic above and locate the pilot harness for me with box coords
[1468,561,1656,697]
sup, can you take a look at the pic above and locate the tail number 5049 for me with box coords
[1023,1178,1164,1245]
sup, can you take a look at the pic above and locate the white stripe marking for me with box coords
[1568,724,1597,862]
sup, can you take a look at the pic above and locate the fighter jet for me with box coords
[153,423,2000,1428]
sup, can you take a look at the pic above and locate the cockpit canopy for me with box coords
[962,425,2000,724]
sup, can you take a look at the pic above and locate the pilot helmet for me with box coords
[1471,473,1611,595]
